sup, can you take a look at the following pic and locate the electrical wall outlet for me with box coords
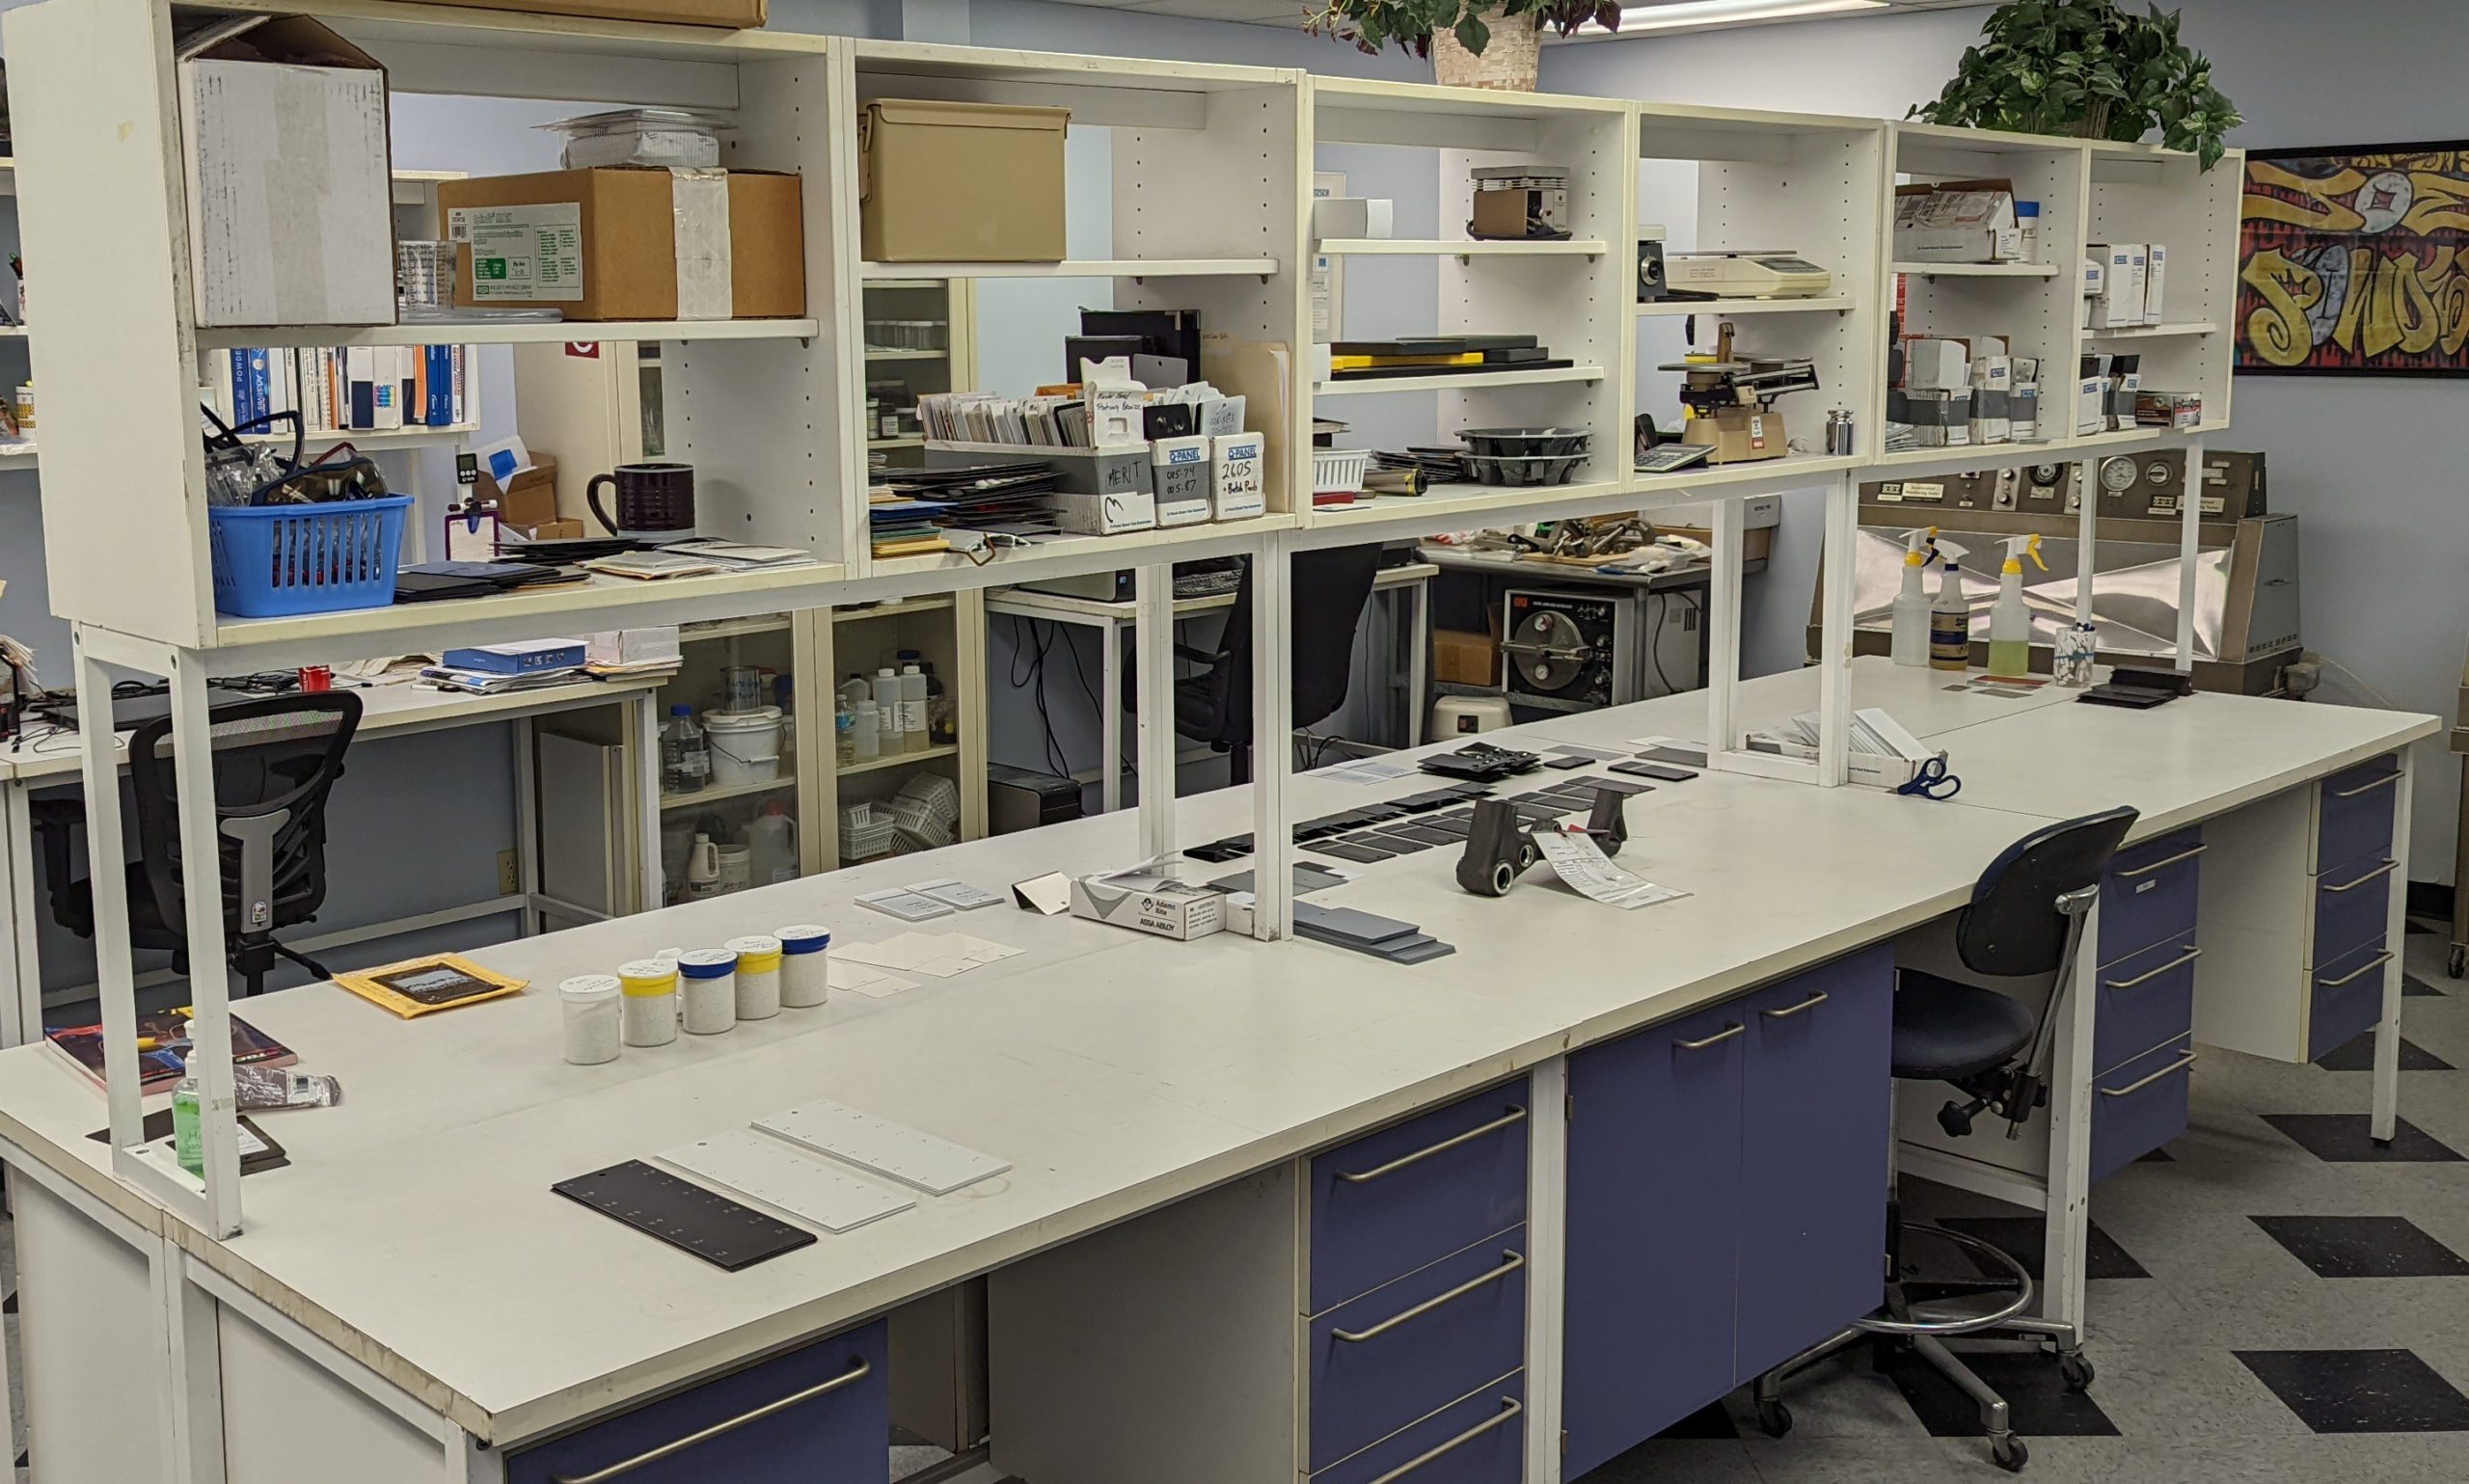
[498,850,520,897]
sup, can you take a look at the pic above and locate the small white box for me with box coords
[1052,487,1156,537]
[2143,242,2168,324]
[1312,197,1396,240]
[1151,436,1212,526]
[2076,377,2108,435]
[1894,181,2021,263]
[179,18,395,328]
[2081,256,2107,297]
[2088,244,2147,329]
[1904,337,1970,391]
[586,628,682,666]
[1210,431,1266,522]
[1070,872,1225,941]
[1969,355,2014,391]
[2011,383,2041,442]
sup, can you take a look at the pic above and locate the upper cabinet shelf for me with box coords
[857,259,1276,280]
[192,318,822,350]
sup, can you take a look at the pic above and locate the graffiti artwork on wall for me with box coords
[2238,141,2469,375]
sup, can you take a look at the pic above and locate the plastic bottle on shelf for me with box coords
[173,1073,204,1175]
[1889,526,1939,668]
[919,660,955,745]
[898,662,929,753]
[834,701,857,766]
[745,801,800,886]
[1986,534,2048,680]
[662,704,710,795]
[1929,560,1971,672]
[852,699,882,762]
[685,833,722,899]
[837,673,871,712]
[873,667,902,752]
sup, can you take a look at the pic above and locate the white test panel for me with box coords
[658,1129,918,1233]
[753,1099,1012,1195]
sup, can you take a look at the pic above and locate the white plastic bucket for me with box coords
[703,706,783,785]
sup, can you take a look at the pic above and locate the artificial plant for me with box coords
[1305,0,1620,61]
[1909,0,2241,170]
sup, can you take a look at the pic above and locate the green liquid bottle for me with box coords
[173,1073,203,1175]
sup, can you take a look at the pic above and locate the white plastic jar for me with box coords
[617,959,679,1047]
[559,975,623,1066]
[778,925,831,1008]
[726,934,783,1020]
[676,948,739,1035]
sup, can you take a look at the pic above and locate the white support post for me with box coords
[154,1233,228,1484]
[73,631,146,1152]
[1,779,34,1048]
[2040,897,2103,1345]
[511,716,540,937]
[634,692,665,913]
[2073,462,2098,626]
[2175,437,2203,672]
[1251,533,1293,942]
[2373,753,2415,1143]
[1523,1056,1569,1484]
[1132,563,1178,864]
[1815,476,1859,788]
[1101,619,1124,815]
[1704,497,1744,769]
[165,650,245,1239]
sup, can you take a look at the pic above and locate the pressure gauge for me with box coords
[2099,456,2138,494]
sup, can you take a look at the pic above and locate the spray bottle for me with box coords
[1929,559,1971,672]
[1986,534,2048,680]
[1889,526,1940,668]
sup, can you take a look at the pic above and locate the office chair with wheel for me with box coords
[1750,804,2138,1475]
[1145,546,1384,785]
[32,691,362,998]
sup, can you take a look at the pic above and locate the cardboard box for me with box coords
[1070,872,1225,941]
[2081,256,2106,297]
[1210,432,1266,522]
[1893,180,2021,263]
[1151,436,1212,526]
[2143,242,2168,323]
[1684,406,1787,464]
[179,17,395,328]
[476,451,561,529]
[2086,244,2144,329]
[394,0,762,23]
[1052,488,1157,537]
[1904,337,1970,391]
[2076,376,2109,435]
[859,100,1068,263]
[506,519,583,542]
[1433,629,1499,688]
[438,168,804,321]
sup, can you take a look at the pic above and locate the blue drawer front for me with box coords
[2100,828,2203,967]
[2316,755,2401,874]
[2309,934,2393,1061]
[2093,935,2199,1075]
[1562,1000,1744,1480]
[1311,1079,1529,1315]
[1314,1373,1525,1484]
[1308,1230,1528,1471]
[2090,1037,2194,1182]
[1735,947,1895,1385]
[2313,855,2398,969]
[505,1321,885,1484]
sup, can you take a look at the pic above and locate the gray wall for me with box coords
[1545,0,2469,883]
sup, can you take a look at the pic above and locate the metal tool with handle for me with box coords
[549,1358,871,1483]
[1363,1396,1524,1484]
[1334,1107,1528,1184]
[1332,1251,1525,1343]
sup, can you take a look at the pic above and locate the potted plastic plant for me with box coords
[1909,0,2241,169]
[1305,0,1622,91]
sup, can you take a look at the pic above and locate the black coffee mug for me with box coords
[586,462,695,536]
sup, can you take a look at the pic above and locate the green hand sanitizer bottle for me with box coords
[173,1072,204,1175]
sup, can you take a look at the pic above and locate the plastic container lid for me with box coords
[725,934,784,970]
[669,703,693,715]
[560,974,621,1003]
[778,925,832,953]
[617,959,678,990]
[704,706,783,731]
[675,948,739,979]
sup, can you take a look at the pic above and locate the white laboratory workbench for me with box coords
[985,561,1438,811]
[0,661,2432,1483]
[0,676,666,1046]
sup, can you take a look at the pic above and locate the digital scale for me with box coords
[1668,251,1834,300]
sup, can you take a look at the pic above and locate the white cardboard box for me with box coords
[1905,337,1970,391]
[2076,376,2108,436]
[1312,197,1396,240]
[2143,242,2169,324]
[179,17,395,328]
[1211,432,1267,522]
[2088,244,2146,329]
[1052,487,1157,536]
[1151,436,1212,527]
[1894,181,2022,263]
[1070,872,1226,941]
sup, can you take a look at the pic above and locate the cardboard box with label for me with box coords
[859,100,1068,263]
[2086,243,2146,329]
[1686,406,1787,464]
[179,17,395,328]
[1210,432,1266,522]
[1433,629,1499,688]
[1893,180,2021,263]
[1070,872,1225,941]
[438,168,804,321]
[1904,337,1970,391]
[476,451,561,529]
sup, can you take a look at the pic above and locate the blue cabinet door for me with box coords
[1311,1078,1531,1314]
[1561,1000,1745,1480]
[1735,947,1895,1384]
[505,1321,885,1484]
[1307,1229,1528,1471]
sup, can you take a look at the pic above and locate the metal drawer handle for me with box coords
[1761,990,1831,1020]
[2105,947,2201,990]
[2325,859,2400,894]
[1332,1251,1526,1343]
[2318,951,2395,989]
[1364,1395,1524,1484]
[1673,1022,1746,1051]
[550,1358,871,1483]
[2332,770,2401,799]
[1335,1107,1527,1184]
[2114,843,2208,879]
[2102,1051,2198,1098]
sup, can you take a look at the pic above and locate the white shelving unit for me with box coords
[1317,238,1612,257]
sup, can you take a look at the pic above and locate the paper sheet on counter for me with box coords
[828,959,918,998]
[1533,829,1689,911]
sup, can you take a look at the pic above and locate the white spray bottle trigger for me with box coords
[2002,533,2047,574]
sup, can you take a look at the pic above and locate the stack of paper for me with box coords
[418,664,592,696]
[829,931,1023,996]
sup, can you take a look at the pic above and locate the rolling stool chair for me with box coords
[1751,805,2139,1473]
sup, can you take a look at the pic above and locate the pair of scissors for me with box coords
[1897,754,1962,801]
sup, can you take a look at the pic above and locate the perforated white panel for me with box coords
[755,1098,1012,1195]
[660,1128,917,1233]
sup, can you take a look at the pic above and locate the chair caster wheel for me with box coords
[1754,1398,1792,1438]
[2450,943,2466,980]
[2058,1352,2095,1391]
[1992,1436,2028,1472]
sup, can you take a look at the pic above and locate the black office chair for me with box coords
[33,692,362,998]
[1751,805,2138,1474]
[1146,547,1384,785]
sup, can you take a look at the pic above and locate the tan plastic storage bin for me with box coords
[858,100,1069,263]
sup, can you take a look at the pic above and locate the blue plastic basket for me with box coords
[207,496,412,618]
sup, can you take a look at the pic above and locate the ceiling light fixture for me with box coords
[1580,0,1890,36]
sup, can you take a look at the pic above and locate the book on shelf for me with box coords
[46,1010,296,1096]
[582,550,726,581]
[208,343,472,437]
